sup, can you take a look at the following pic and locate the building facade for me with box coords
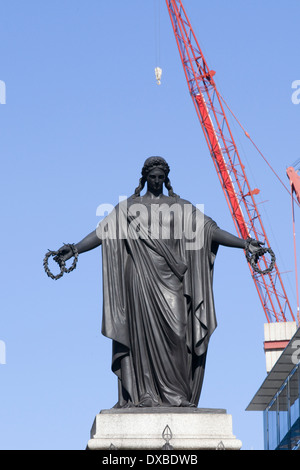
[247,327,300,450]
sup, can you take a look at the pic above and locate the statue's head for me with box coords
[141,157,170,179]
[133,156,178,198]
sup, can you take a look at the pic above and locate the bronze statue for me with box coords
[47,157,263,408]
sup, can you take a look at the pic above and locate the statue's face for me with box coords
[146,167,166,193]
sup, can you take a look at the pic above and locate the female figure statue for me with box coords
[54,157,261,408]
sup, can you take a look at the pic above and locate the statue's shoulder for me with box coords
[126,195,141,208]
[176,197,192,206]
[114,195,137,210]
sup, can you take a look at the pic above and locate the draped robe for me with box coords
[98,196,219,408]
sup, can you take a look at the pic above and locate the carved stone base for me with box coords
[87,408,242,450]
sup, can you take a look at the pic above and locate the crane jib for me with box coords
[166,0,296,324]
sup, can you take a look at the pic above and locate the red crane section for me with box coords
[287,167,300,205]
[166,0,296,323]
[287,166,300,324]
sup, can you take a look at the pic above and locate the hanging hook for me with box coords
[155,66,162,85]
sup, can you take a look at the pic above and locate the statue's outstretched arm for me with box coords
[56,230,102,261]
[75,230,102,253]
[212,227,262,252]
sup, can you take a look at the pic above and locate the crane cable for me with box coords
[154,0,162,85]
[219,93,300,209]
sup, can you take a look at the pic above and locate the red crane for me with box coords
[166,0,296,324]
[287,166,300,206]
[286,166,300,323]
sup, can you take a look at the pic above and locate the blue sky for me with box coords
[0,0,299,450]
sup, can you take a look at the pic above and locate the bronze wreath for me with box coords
[43,243,78,280]
[244,238,276,275]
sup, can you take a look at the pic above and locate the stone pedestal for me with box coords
[87,408,242,450]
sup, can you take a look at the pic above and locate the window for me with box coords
[264,364,300,450]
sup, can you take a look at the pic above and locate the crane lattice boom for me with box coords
[166,0,296,323]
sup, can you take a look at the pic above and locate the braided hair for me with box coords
[133,157,179,198]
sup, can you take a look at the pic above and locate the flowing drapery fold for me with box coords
[99,197,219,407]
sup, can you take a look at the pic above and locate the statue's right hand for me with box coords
[54,245,74,263]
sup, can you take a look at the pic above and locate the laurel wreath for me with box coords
[43,243,78,280]
[244,238,276,275]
